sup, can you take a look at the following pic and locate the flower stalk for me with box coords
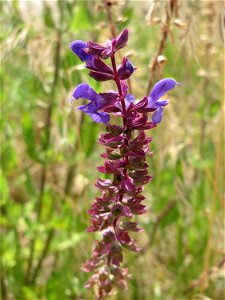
[70,28,180,299]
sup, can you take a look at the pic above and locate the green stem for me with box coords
[30,229,55,284]
[25,5,63,284]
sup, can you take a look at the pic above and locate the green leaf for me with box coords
[24,169,37,197]
[22,114,44,163]
[43,2,55,29]
[70,4,93,31]
[159,203,180,228]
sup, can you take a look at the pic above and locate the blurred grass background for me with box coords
[0,0,224,299]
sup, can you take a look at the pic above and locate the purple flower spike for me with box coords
[70,28,180,300]
[70,40,93,62]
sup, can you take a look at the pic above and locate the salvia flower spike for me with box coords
[70,28,180,299]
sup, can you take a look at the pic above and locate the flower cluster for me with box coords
[70,28,179,299]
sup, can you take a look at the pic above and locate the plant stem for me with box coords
[25,10,63,284]
[30,229,55,284]
[111,55,125,113]
[104,0,133,94]
[0,271,8,300]
[184,256,225,293]
[146,1,176,95]
[108,52,130,246]
[103,0,116,38]
[200,109,224,292]
[111,55,133,201]
[147,199,177,248]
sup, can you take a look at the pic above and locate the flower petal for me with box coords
[126,94,135,103]
[78,103,110,124]
[155,99,169,107]
[89,112,110,124]
[149,78,177,103]
[73,83,99,102]
[152,107,164,124]
[89,71,114,82]
[125,94,135,108]
[70,40,92,62]
[121,80,128,97]
[77,102,97,113]
[115,28,129,50]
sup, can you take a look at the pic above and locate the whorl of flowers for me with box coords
[70,28,180,299]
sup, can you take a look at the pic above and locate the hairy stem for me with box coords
[104,0,133,94]
[111,53,129,178]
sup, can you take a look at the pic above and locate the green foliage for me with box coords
[1,1,224,300]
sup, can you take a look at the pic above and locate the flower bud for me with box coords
[89,71,114,81]
[118,57,135,80]
[101,279,112,293]
[115,28,128,50]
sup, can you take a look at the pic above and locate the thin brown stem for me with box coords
[149,199,177,247]
[0,271,8,300]
[142,199,177,253]
[184,256,225,293]
[199,2,223,292]
[126,199,177,268]
[146,1,176,95]
[103,0,116,38]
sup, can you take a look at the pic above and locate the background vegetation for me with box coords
[1,1,224,299]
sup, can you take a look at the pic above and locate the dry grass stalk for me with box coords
[145,0,180,95]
